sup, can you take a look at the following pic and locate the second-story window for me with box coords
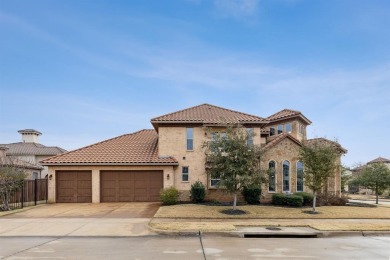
[277,125,283,134]
[270,127,275,136]
[285,123,292,133]
[186,128,193,150]
[182,167,189,181]
[246,128,254,146]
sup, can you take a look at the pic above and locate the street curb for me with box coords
[148,223,390,238]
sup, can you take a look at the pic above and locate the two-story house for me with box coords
[1,129,67,179]
[41,104,346,203]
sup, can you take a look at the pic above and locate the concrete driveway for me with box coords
[0,203,161,237]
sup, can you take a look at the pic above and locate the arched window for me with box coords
[268,161,276,192]
[283,160,290,192]
[296,161,304,192]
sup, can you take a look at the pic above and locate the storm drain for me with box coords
[235,226,321,238]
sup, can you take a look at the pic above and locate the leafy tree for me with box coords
[299,139,341,213]
[350,163,390,204]
[0,159,27,211]
[341,166,352,192]
[203,124,264,211]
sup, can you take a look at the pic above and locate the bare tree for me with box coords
[0,158,27,211]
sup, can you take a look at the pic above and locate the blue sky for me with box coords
[0,0,389,167]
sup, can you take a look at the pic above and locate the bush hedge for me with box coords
[271,193,287,206]
[242,186,261,204]
[190,181,206,203]
[294,192,314,206]
[272,193,303,207]
[317,193,348,206]
[285,195,303,207]
[160,187,179,205]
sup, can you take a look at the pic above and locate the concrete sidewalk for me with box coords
[0,218,156,237]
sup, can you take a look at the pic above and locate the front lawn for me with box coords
[154,204,390,219]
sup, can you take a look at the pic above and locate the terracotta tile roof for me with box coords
[0,156,43,170]
[151,103,268,126]
[262,133,302,151]
[367,157,390,164]
[0,142,67,156]
[267,109,312,124]
[306,138,348,153]
[40,130,178,165]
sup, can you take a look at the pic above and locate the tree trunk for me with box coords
[233,193,237,211]
[312,191,317,213]
[376,185,379,204]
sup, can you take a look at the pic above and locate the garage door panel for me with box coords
[56,171,92,203]
[100,170,163,202]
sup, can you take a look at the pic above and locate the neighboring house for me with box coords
[0,129,67,179]
[351,157,390,194]
[41,104,346,203]
[0,146,43,179]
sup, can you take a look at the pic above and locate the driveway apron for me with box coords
[0,203,161,237]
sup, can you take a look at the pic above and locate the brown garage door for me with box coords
[100,171,163,202]
[56,171,92,203]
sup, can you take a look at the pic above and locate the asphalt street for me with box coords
[0,235,389,260]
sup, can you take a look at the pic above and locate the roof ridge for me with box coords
[41,129,155,163]
[151,103,211,121]
[151,103,266,122]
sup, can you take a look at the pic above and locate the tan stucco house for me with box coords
[41,104,346,203]
[0,146,43,179]
[0,129,67,179]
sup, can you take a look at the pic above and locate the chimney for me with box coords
[0,146,8,157]
[18,129,42,143]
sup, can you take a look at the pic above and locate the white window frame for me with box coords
[186,128,194,151]
[296,161,304,192]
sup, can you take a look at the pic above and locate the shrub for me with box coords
[294,192,314,206]
[190,181,206,203]
[242,185,261,204]
[285,195,303,207]
[272,193,286,206]
[317,193,348,206]
[160,187,179,205]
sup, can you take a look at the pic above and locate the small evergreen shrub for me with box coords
[271,193,286,206]
[294,192,314,206]
[285,195,304,207]
[190,181,206,203]
[160,187,179,205]
[242,185,261,204]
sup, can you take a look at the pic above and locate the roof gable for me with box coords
[40,129,178,165]
[262,133,302,151]
[267,109,311,125]
[151,103,268,127]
